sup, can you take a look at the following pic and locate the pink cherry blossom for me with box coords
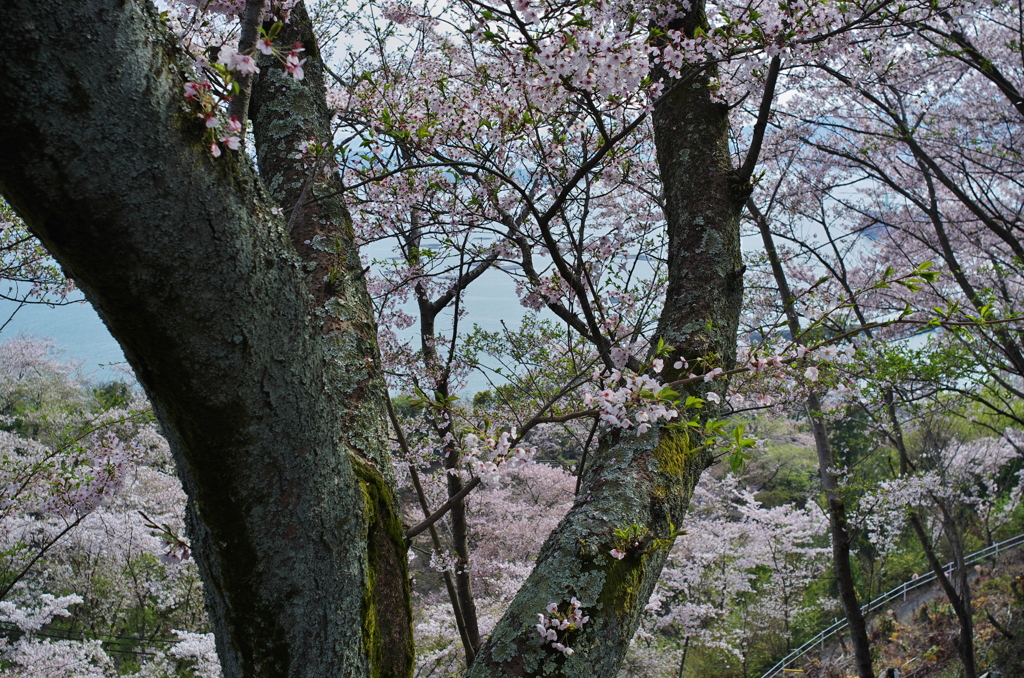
[285,53,306,80]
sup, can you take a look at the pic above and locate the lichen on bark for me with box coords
[467,424,714,678]
[465,0,743,671]
[353,457,415,678]
[0,0,747,675]
[0,1,408,677]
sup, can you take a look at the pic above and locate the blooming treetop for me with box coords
[640,473,829,662]
[861,434,1024,555]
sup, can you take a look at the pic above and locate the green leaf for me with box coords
[728,449,751,473]
[657,386,680,401]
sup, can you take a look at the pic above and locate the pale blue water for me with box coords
[0,245,660,395]
[0,273,529,395]
[0,293,129,385]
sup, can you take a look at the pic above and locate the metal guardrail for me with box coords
[759,532,1024,678]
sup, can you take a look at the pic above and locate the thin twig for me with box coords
[385,398,475,663]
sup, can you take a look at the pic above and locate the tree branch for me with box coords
[406,476,482,539]
[226,0,265,126]
[386,397,476,663]
[735,55,781,187]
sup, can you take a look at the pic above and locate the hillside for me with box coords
[802,549,1024,678]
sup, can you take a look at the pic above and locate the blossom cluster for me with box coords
[460,432,535,486]
[723,335,865,413]
[179,0,299,21]
[745,341,856,384]
[428,548,459,574]
[0,593,82,633]
[536,597,589,655]
[140,510,193,564]
[0,426,142,525]
[639,474,830,664]
[183,76,245,157]
[180,16,306,157]
[859,434,1023,556]
[584,369,680,434]
[528,27,653,103]
[576,327,865,444]
[40,430,141,517]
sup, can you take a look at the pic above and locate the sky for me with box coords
[0,227,786,395]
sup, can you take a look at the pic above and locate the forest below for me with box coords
[2,336,1023,678]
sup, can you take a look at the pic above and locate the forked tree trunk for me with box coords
[466,2,745,676]
[0,1,747,676]
[0,2,411,676]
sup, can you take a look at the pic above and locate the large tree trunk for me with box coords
[465,4,745,676]
[0,1,411,676]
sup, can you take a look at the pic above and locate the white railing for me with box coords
[759,532,1024,678]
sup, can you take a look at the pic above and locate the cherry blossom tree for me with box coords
[632,473,829,676]
[336,0,672,653]
[0,0,755,673]
[0,336,215,677]
[0,338,156,601]
[0,203,75,331]
[733,4,1024,667]
[743,130,1022,677]
[860,430,1023,678]
[769,0,1024,429]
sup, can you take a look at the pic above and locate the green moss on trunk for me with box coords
[354,457,414,678]
[652,429,696,478]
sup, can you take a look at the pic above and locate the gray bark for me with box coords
[465,2,745,674]
[0,1,410,676]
